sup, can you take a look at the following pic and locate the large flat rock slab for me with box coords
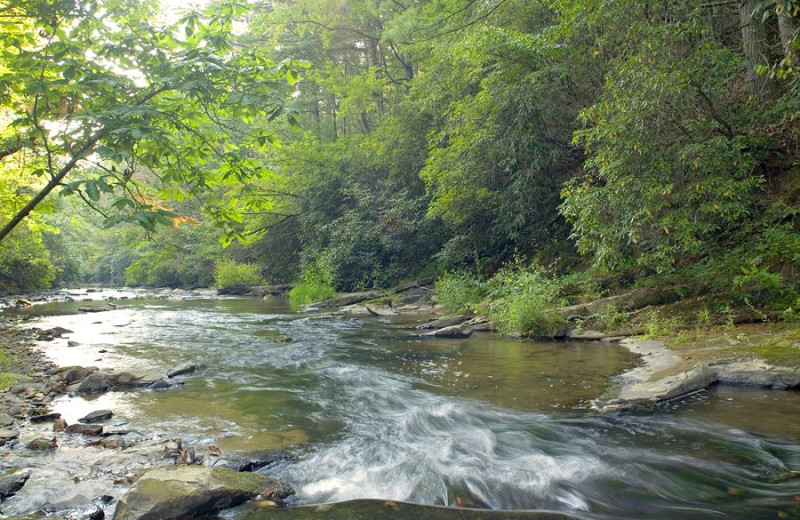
[596,338,800,412]
[113,466,294,520]
[239,499,579,520]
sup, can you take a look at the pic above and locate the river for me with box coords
[2,290,800,519]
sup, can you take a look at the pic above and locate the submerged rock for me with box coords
[0,470,30,500]
[112,466,294,520]
[238,499,578,520]
[211,449,296,472]
[165,362,205,378]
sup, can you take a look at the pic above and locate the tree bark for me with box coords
[778,9,798,58]
[739,0,776,101]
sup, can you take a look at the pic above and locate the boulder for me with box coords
[0,470,30,500]
[30,412,62,423]
[62,367,95,384]
[26,437,57,450]
[75,373,111,395]
[0,429,19,443]
[112,466,294,520]
[79,410,114,423]
[66,423,104,436]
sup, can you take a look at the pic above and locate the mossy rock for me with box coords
[113,466,294,520]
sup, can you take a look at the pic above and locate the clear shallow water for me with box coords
[4,291,800,519]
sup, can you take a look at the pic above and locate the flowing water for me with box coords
[2,290,800,519]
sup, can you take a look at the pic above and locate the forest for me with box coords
[1,0,799,332]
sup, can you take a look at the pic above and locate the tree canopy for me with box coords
[0,0,798,309]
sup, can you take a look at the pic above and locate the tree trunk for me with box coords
[739,0,775,101]
[778,9,798,58]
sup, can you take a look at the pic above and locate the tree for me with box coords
[0,0,299,246]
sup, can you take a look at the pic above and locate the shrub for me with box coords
[214,259,262,289]
[435,271,484,312]
[484,266,566,337]
[289,254,337,305]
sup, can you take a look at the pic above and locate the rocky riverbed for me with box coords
[0,286,798,519]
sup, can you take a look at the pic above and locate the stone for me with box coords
[416,314,471,330]
[75,373,111,395]
[53,418,68,431]
[148,379,183,391]
[26,437,57,450]
[63,367,94,385]
[68,340,81,347]
[165,362,205,379]
[0,429,19,442]
[112,466,294,520]
[212,449,296,472]
[0,470,30,500]
[419,324,473,338]
[80,410,114,423]
[0,412,16,427]
[30,412,61,423]
[66,423,104,436]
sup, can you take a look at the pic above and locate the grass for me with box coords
[0,346,19,389]
[657,322,800,367]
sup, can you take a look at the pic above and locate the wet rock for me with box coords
[26,437,57,450]
[165,362,205,378]
[68,340,81,347]
[0,429,19,443]
[66,423,104,436]
[60,367,95,384]
[90,435,134,449]
[0,470,30,500]
[80,410,114,423]
[417,314,471,330]
[45,495,106,519]
[0,412,16,427]
[75,373,111,395]
[148,379,184,391]
[79,306,111,313]
[419,324,473,338]
[42,326,73,338]
[30,411,61,423]
[53,418,68,431]
[212,449,296,472]
[312,290,384,309]
[112,466,294,520]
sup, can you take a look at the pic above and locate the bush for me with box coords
[289,254,337,305]
[214,259,262,289]
[435,271,484,312]
[484,266,566,336]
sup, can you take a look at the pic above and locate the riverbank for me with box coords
[593,322,800,412]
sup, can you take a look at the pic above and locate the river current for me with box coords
[3,290,800,519]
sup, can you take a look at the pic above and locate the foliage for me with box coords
[288,254,337,305]
[0,0,299,246]
[483,265,566,336]
[214,259,262,289]
[435,271,485,312]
